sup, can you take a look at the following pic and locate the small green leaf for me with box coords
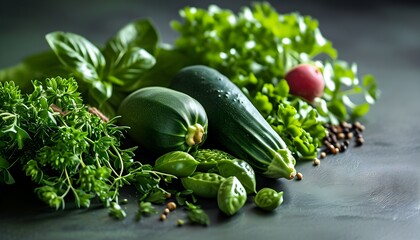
[351,103,370,118]
[109,202,127,220]
[363,74,379,103]
[14,125,30,149]
[186,202,210,226]
[1,168,15,185]
[276,79,290,98]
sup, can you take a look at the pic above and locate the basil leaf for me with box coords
[46,32,106,83]
[106,47,156,88]
[103,19,158,61]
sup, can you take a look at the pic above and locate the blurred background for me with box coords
[1,0,419,72]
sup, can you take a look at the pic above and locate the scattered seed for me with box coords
[296,172,303,180]
[356,137,365,146]
[346,132,354,139]
[160,214,167,221]
[313,158,320,166]
[337,132,345,139]
[334,143,341,149]
[177,219,185,226]
[324,139,331,146]
[167,202,177,211]
[320,152,327,158]
[340,121,351,129]
[330,126,338,134]
[163,208,170,215]
[353,121,364,131]
[330,133,338,142]
[334,148,340,154]
[340,144,347,152]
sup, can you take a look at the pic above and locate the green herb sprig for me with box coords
[0,77,169,211]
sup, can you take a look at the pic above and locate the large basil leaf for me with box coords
[106,47,156,88]
[104,19,158,61]
[46,32,106,83]
[46,32,110,106]
[102,19,158,90]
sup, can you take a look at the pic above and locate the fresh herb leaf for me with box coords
[185,202,210,226]
[136,201,158,221]
[46,32,106,83]
[105,47,156,88]
[103,19,158,59]
[109,202,127,220]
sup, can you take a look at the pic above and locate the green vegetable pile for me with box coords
[0,2,379,224]
[171,3,379,159]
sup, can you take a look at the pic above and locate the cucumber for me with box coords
[170,65,296,179]
[117,86,208,154]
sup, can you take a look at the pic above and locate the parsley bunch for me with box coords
[0,77,168,212]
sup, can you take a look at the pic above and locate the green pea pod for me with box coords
[192,149,234,172]
[217,159,256,194]
[254,188,283,211]
[153,151,199,177]
[217,176,247,216]
[181,172,226,198]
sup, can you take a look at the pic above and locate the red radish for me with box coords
[284,63,324,102]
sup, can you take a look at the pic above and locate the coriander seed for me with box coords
[163,208,170,215]
[167,202,177,211]
[356,137,364,146]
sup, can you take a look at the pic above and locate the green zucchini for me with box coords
[170,65,296,179]
[117,86,208,154]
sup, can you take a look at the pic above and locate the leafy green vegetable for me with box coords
[171,2,379,159]
[0,19,159,117]
[136,201,158,221]
[0,77,169,211]
[185,202,210,226]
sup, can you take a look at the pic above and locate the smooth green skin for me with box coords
[217,159,256,194]
[254,188,284,211]
[181,172,226,198]
[171,65,296,179]
[217,176,247,216]
[118,86,208,154]
[153,151,199,178]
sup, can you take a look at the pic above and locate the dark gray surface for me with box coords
[1,1,420,240]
